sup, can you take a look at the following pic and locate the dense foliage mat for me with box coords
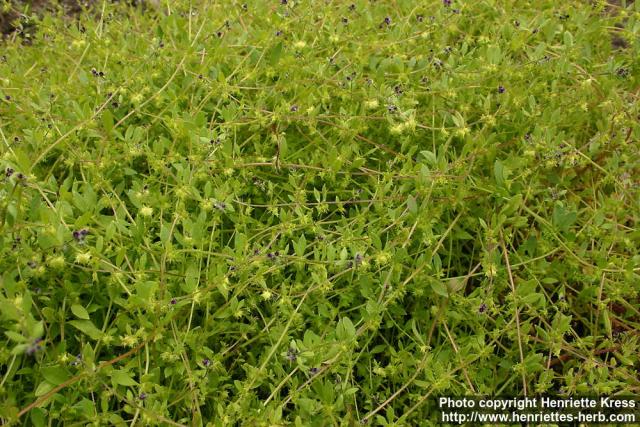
[0,0,639,425]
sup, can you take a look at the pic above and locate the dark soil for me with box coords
[1,0,633,49]
[1,1,152,39]
[604,0,634,50]
[1,1,85,37]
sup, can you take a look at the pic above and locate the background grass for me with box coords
[0,0,639,425]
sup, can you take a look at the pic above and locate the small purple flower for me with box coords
[310,367,319,375]
[16,173,25,180]
[498,85,506,94]
[479,303,487,314]
[170,298,177,305]
[443,0,451,6]
[290,105,298,112]
[139,392,147,400]
[202,358,211,367]
[354,253,364,266]
[275,30,283,36]
[383,17,391,25]
[387,104,397,113]
[70,353,82,366]
[286,348,298,362]
[348,4,355,11]
[267,252,275,260]
[26,338,44,356]
[4,95,10,101]
[5,167,13,177]
[73,229,88,242]
[616,67,629,78]
[281,0,287,4]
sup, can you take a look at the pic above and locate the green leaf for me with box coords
[70,304,90,320]
[68,320,102,340]
[30,408,47,427]
[430,280,449,297]
[552,202,577,232]
[563,31,573,48]
[182,263,199,293]
[29,320,44,340]
[35,381,55,397]
[0,300,20,320]
[419,150,437,167]
[136,281,158,301]
[294,234,307,257]
[487,44,502,64]
[41,366,71,386]
[111,370,138,387]
[407,196,417,215]
[235,232,247,254]
[5,331,26,342]
[494,159,505,188]
[102,109,114,134]
[336,317,356,341]
[267,42,283,66]
[551,313,572,335]
[82,344,95,367]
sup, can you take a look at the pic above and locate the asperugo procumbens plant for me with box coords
[0,0,639,425]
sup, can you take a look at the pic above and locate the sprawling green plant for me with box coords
[0,0,638,425]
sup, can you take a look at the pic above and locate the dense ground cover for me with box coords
[0,0,639,425]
